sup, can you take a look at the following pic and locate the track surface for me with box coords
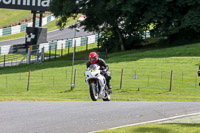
[0,27,94,46]
[1,101,200,133]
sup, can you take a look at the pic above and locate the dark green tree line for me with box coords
[50,0,200,52]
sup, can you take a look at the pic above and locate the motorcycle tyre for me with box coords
[90,82,98,101]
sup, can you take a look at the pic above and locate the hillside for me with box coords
[0,9,51,28]
[0,42,200,101]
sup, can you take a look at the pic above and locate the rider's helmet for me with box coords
[89,52,98,64]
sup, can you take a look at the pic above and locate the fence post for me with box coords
[41,47,44,63]
[169,70,173,92]
[68,43,70,55]
[120,69,124,89]
[36,49,39,64]
[61,43,63,57]
[49,45,51,60]
[86,37,88,51]
[6,76,8,88]
[27,70,31,91]
[74,69,77,88]
[55,46,57,59]
[27,48,31,64]
[4,55,5,67]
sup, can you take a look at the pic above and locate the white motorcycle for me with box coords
[85,64,111,101]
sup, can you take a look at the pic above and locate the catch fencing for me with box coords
[0,68,199,94]
[0,33,100,67]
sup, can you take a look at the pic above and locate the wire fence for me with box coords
[0,68,199,94]
[0,42,98,67]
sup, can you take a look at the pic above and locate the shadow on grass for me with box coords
[164,123,200,127]
[106,41,200,64]
[132,123,200,133]
[134,127,172,133]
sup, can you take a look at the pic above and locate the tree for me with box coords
[50,0,142,51]
[50,0,200,52]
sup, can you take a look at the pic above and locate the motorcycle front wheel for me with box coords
[89,82,98,101]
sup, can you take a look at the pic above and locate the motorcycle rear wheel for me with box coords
[90,82,98,101]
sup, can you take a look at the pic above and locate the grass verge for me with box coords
[0,14,81,41]
[0,42,200,101]
[98,123,200,133]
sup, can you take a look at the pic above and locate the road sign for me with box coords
[0,0,50,11]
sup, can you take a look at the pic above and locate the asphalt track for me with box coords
[0,27,94,46]
[1,101,200,133]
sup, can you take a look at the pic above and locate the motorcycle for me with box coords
[85,64,111,101]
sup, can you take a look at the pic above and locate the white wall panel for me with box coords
[88,35,96,44]
[11,25,21,34]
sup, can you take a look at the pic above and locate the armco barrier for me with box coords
[37,34,98,53]
[20,24,28,32]
[0,14,56,37]
[3,27,11,36]
[65,40,73,48]
[81,37,88,46]
[0,30,151,55]
[11,25,21,34]
[0,29,2,36]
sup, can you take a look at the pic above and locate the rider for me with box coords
[87,52,112,92]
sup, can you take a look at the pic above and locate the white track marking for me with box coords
[90,112,200,133]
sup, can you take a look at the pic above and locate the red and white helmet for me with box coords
[89,52,98,64]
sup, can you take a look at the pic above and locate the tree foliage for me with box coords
[50,0,200,52]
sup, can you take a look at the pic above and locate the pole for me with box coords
[170,70,173,92]
[6,76,8,88]
[71,29,77,90]
[3,55,6,67]
[86,37,88,51]
[41,47,44,62]
[28,48,31,64]
[74,69,77,88]
[36,49,39,64]
[39,12,43,27]
[68,41,70,55]
[55,46,57,59]
[32,11,36,27]
[49,45,51,60]
[61,44,63,56]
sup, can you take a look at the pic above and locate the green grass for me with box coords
[0,9,31,28]
[46,14,82,31]
[98,123,200,133]
[0,14,81,41]
[1,42,200,101]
